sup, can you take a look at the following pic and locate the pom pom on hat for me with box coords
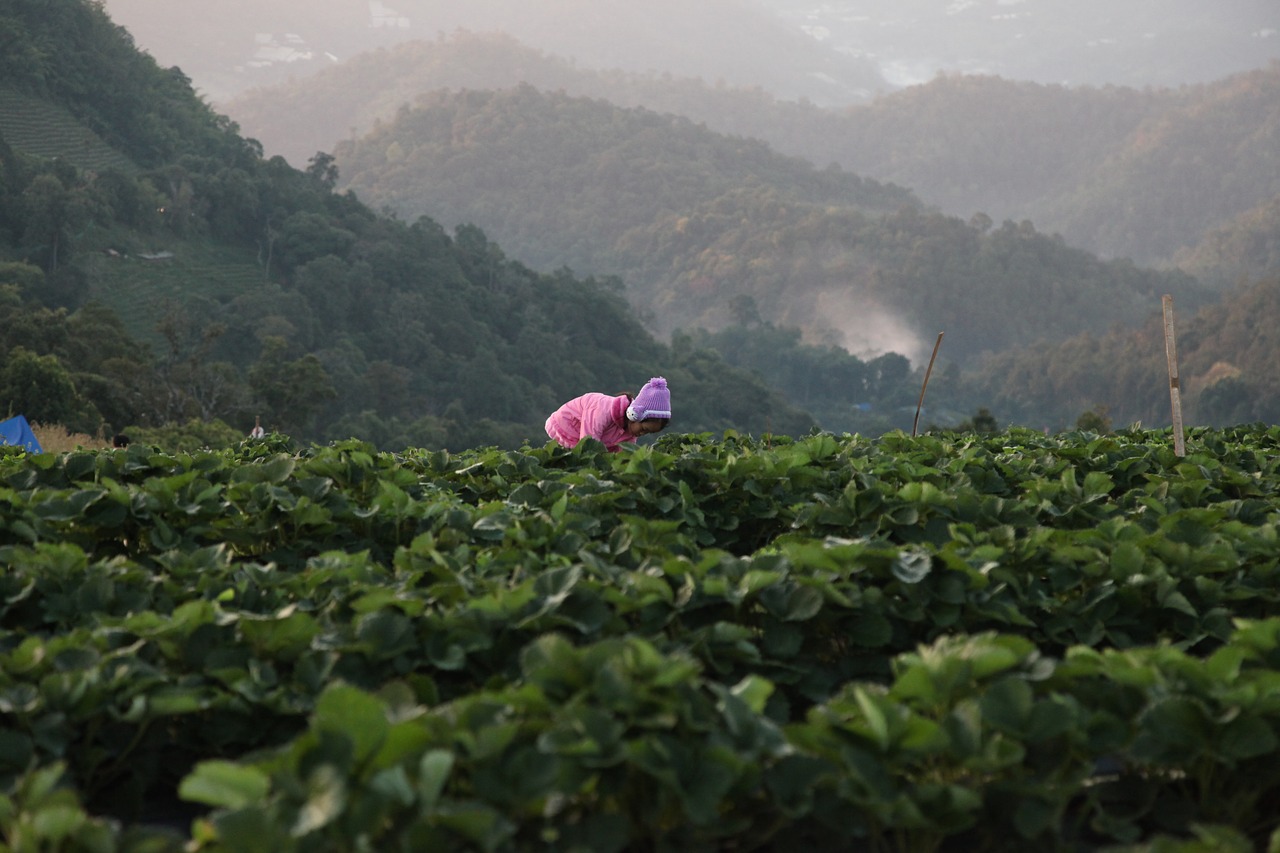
[627,376,671,421]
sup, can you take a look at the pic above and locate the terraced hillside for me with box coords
[80,237,269,348]
[0,86,136,173]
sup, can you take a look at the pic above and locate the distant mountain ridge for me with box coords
[101,0,1280,106]
[101,0,886,105]
[331,84,1210,367]
[226,33,1280,267]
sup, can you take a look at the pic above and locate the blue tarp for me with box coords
[0,415,42,453]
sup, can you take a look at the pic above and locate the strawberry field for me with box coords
[3,426,1280,852]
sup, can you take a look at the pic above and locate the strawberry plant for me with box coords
[3,426,1280,849]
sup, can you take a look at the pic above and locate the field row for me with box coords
[2,426,1279,850]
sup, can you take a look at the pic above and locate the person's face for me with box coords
[626,419,664,437]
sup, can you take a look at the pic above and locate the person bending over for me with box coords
[545,376,671,452]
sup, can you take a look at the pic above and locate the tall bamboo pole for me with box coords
[912,332,944,438]
[1162,295,1186,457]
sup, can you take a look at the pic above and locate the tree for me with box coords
[728,294,762,327]
[306,152,340,190]
[248,336,338,436]
[21,173,98,273]
[1075,405,1112,433]
[0,261,44,293]
[1195,377,1254,426]
[955,407,999,434]
[968,211,993,233]
[275,211,357,274]
[866,352,912,400]
[0,346,100,433]
[154,301,244,424]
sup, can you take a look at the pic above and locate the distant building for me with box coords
[369,1,409,29]
[248,32,313,68]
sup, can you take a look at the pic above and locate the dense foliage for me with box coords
[1174,193,1280,289]
[333,84,914,273]
[4,426,1280,850]
[333,86,1208,360]
[968,275,1280,430]
[1036,67,1280,263]
[681,320,943,434]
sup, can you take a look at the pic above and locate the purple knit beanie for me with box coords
[627,377,671,421]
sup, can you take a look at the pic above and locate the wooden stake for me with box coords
[912,332,944,438]
[1162,295,1186,457]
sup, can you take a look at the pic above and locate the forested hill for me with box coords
[0,0,817,449]
[965,272,1280,431]
[1174,194,1280,290]
[334,85,915,277]
[226,34,1280,268]
[785,69,1280,266]
[955,191,1280,431]
[224,31,847,169]
[332,85,1209,365]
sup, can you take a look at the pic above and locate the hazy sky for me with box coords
[101,0,1280,104]
[763,0,1280,88]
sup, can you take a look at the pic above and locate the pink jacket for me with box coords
[545,393,634,452]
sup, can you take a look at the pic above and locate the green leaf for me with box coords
[1013,796,1059,839]
[240,611,320,661]
[315,685,389,765]
[978,678,1033,732]
[179,761,271,809]
[356,610,416,659]
[1205,645,1245,682]
[680,746,739,824]
[1161,589,1198,617]
[32,803,85,841]
[418,749,455,812]
[761,620,804,657]
[847,609,894,648]
[765,754,830,816]
[147,686,213,716]
[212,806,293,853]
[730,674,775,714]
[760,582,824,621]
[1109,542,1145,578]
[369,765,415,807]
[853,687,893,750]
[0,730,33,771]
[1216,715,1278,761]
[1132,696,1211,764]
[292,764,347,837]
[1025,696,1079,742]
[506,483,543,506]
[434,802,515,852]
[557,813,630,853]
[1083,471,1114,500]
[233,455,297,484]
